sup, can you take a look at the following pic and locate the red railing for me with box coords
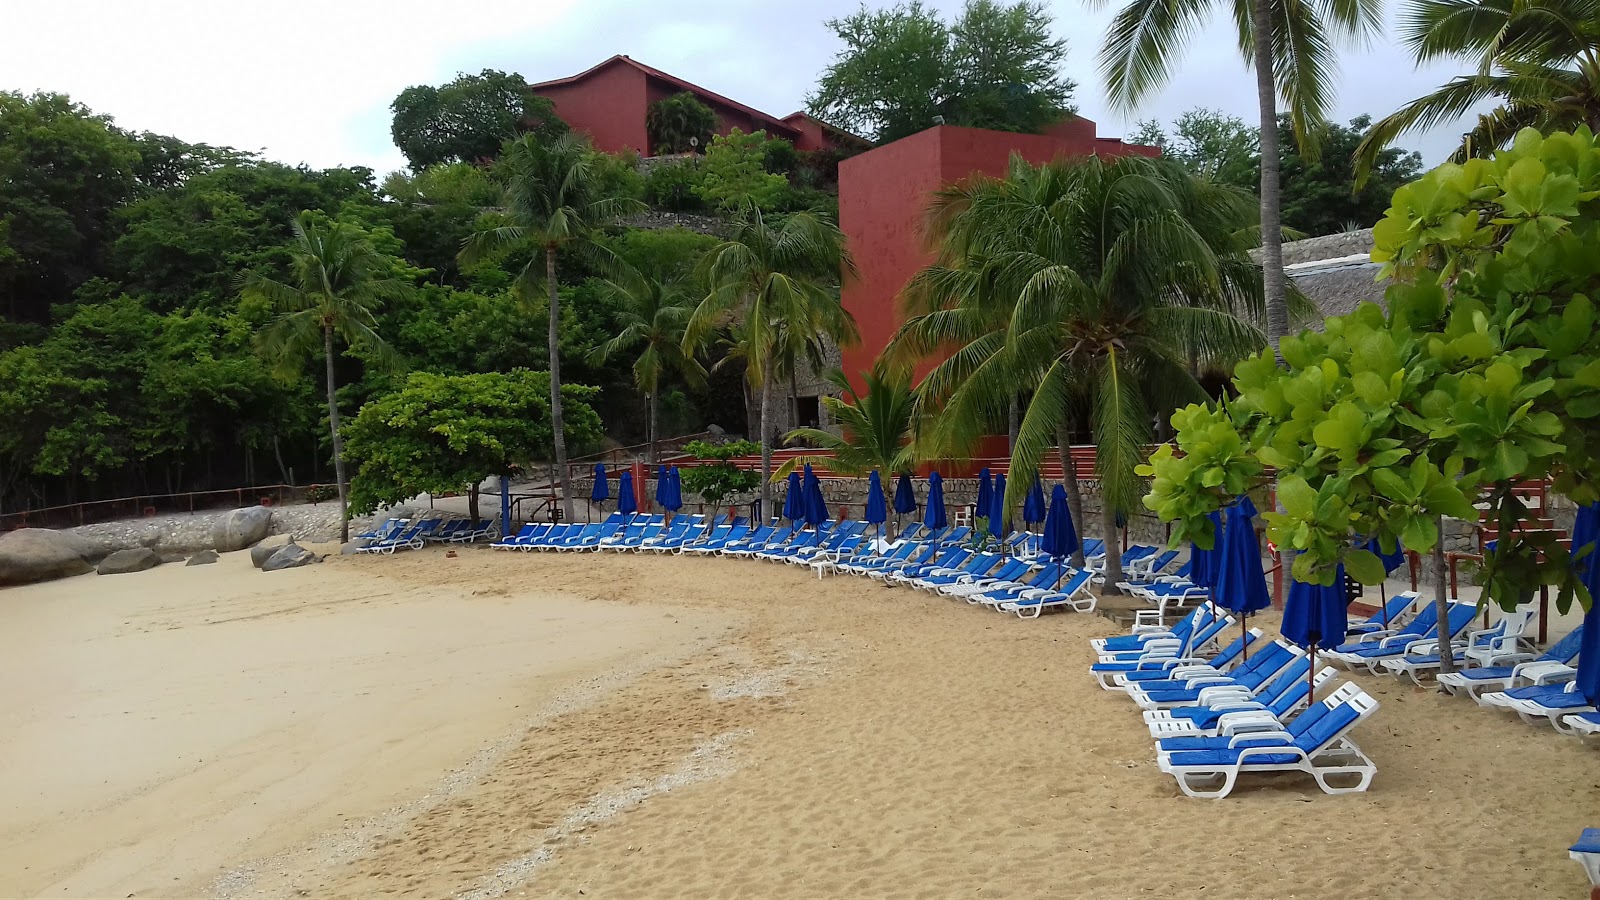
[0,484,325,532]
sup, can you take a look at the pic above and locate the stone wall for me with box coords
[617,210,726,236]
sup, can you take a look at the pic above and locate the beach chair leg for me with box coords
[1171,768,1238,800]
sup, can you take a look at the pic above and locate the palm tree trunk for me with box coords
[467,484,480,522]
[1102,499,1124,593]
[1433,516,1456,674]
[546,247,574,521]
[1058,424,1087,568]
[323,325,349,544]
[1251,0,1288,355]
[647,391,659,465]
[760,374,774,518]
[1008,397,1019,453]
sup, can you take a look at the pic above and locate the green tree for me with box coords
[678,438,762,508]
[776,365,917,477]
[590,264,706,463]
[343,370,601,521]
[1093,0,1383,353]
[1356,0,1600,176]
[891,154,1285,588]
[242,212,410,542]
[686,210,859,515]
[809,0,1077,143]
[1280,116,1423,236]
[390,69,568,170]
[462,132,645,520]
[1129,108,1260,190]
[695,129,791,212]
[647,92,718,154]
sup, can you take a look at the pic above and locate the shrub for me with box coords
[647,92,716,155]
[643,159,707,212]
[679,438,762,506]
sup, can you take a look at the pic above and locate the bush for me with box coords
[586,150,644,201]
[647,92,717,155]
[695,129,789,212]
[643,159,707,212]
[763,137,798,175]
[680,439,762,506]
[305,484,338,503]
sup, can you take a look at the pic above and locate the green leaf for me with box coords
[1278,475,1316,518]
[1344,548,1386,585]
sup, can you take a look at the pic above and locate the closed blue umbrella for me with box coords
[1042,484,1080,588]
[654,465,670,509]
[1190,510,1224,590]
[591,464,610,503]
[924,472,947,530]
[989,472,1008,541]
[661,466,683,513]
[893,472,916,516]
[1281,565,1351,700]
[1214,496,1271,659]
[1023,473,1046,525]
[802,462,828,535]
[1362,535,1406,626]
[1571,502,1600,705]
[865,470,888,551]
[617,470,637,515]
[975,468,993,524]
[782,472,803,522]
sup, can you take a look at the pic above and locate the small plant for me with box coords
[679,439,762,507]
[305,484,338,504]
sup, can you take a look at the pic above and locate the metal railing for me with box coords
[0,483,326,531]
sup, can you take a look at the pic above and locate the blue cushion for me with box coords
[1571,828,1600,854]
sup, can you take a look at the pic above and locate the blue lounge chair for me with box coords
[1502,682,1595,733]
[1346,593,1421,636]
[1108,631,1268,693]
[1379,609,1532,685]
[1143,659,1338,738]
[1156,689,1381,799]
[1439,624,1585,701]
[831,539,919,577]
[1090,623,1247,690]
[1125,642,1303,709]
[1327,603,1477,673]
[1091,603,1219,654]
[887,548,973,586]
[968,564,1061,606]
[940,557,1036,598]
[1000,569,1098,617]
[909,552,1003,592]
[1154,681,1363,749]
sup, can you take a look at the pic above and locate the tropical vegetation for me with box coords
[647,92,717,154]
[776,365,918,478]
[888,153,1293,586]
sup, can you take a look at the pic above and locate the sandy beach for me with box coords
[2,544,1595,899]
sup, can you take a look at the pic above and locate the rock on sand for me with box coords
[0,528,94,586]
[185,549,220,566]
[262,542,319,572]
[212,506,273,553]
[97,547,161,576]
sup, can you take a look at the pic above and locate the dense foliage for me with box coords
[389,70,567,171]
[696,130,792,211]
[809,0,1077,143]
[1144,128,1600,621]
[777,366,917,477]
[1132,110,1425,236]
[678,439,762,507]
[647,92,717,154]
[343,370,602,518]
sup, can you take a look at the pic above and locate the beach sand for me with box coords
[3,545,1595,898]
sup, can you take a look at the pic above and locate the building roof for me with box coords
[529,55,867,144]
[1271,228,1384,328]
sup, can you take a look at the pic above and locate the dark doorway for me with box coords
[796,395,821,430]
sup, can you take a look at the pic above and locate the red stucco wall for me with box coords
[536,64,650,154]
[838,122,1158,395]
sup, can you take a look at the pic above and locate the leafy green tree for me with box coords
[242,212,410,542]
[390,69,567,170]
[1356,0,1600,176]
[686,210,859,514]
[0,91,141,322]
[1280,116,1423,236]
[343,370,601,521]
[380,162,499,207]
[809,0,1076,143]
[643,159,709,211]
[647,93,718,154]
[1093,0,1383,353]
[1146,127,1600,670]
[891,154,1283,588]
[776,365,917,478]
[1130,109,1260,190]
[678,439,762,508]
[462,132,646,520]
[695,129,791,212]
[590,264,705,462]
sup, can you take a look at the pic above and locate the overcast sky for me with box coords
[7,0,1483,175]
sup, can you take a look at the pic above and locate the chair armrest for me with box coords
[1227,730,1292,748]
[1207,699,1266,713]
[1377,631,1423,648]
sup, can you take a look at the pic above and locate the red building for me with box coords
[837,119,1159,396]
[528,55,867,156]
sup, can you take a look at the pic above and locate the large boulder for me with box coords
[97,547,160,575]
[212,506,274,553]
[185,549,220,566]
[0,528,94,586]
[262,541,318,572]
[249,537,290,569]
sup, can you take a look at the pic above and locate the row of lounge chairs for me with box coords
[1089,603,1382,799]
[489,512,1156,619]
[1325,594,1597,737]
[354,515,499,554]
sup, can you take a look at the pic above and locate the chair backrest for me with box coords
[1083,538,1105,557]
[1542,623,1587,663]
[1443,602,1479,638]
[1292,690,1378,752]
[1496,608,1534,641]
[989,559,1031,582]
[1059,569,1092,594]
[1207,630,1260,670]
[961,553,1002,576]
[1026,565,1061,588]
[1236,641,1299,686]
[941,527,971,546]
[1184,610,1236,656]
[1261,657,1313,714]
[934,548,971,569]
[1145,550,1179,574]
[1398,601,1441,637]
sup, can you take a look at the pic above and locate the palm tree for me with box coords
[775,365,918,478]
[242,212,407,543]
[1355,0,1600,173]
[890,154,1283,588]
[1092,0,1382,353]
[589,264,705,463]
[686,209,859,516]
[462,132,644,520]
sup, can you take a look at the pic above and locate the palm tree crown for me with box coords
[890,154,1280,586]
[243,211,407,542]
[461,132,644,519]
[1356,0,1600,175]
[686,208,860,514]
[776,365,918,478]
[590,264,705,463]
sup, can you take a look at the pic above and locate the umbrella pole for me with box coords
[1240,616,1249,661]
[1308,646,1316,702]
